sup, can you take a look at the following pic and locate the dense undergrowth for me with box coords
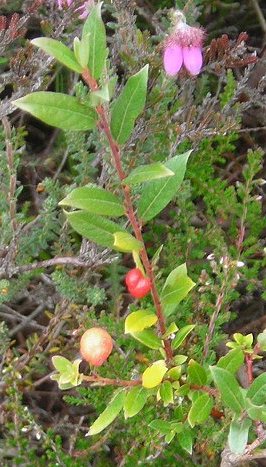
[0,1,266,466]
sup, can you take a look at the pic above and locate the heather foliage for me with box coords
[0,1,266,466]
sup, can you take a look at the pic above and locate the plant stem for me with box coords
[82,374,141,387]
[82,69,173,362]
[245,353,254,385]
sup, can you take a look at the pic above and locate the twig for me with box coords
[82,374,141,387]
[9,304,45,337]
[203,284,226,359]
[250,0,266,35]
[0,255,95,279]
[82,69,173,362]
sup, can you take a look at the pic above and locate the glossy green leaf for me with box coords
[31,37,82,73]
[188,360,207,385]
[125,310,158,334]
[178,428,193,454]
[228,418,251,454]
[246,400,266,423]
[13,92,97,131]
[217,348,244,374]
[111,65,149,144]
[82,4,107,79]
[167,366,182,381]
[90,84,111,107]
[73,35,89,69]
[188,393,213,427]
[123,163,174,186]
[142,360,168,388]
[173,355,188,365]
[162,322,178,339]
[88,390,125,436]
[52,356,73,374]
[149,419,173,436]
[257,330,266,351]
[247,373,266,405]
[113,232,142,252]
[124,387,149,419]
[65,210,125,248]
[160,381,174,406]
[210,366,245,415]
[161,263,195,308]
[59,185,124,217]
[172,324,195,350]
[131,329,162,349]
[137,151,191,222]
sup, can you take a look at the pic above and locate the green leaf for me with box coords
[210,366,245,415]
[149,419,173,436]
[188,360,207,385]
[52,356,73,374]
[110,65,149,145]
[125,310,158,334]
[82,4,107,79]
[113,232,142,252]
[131,329,162,349]
[73,36,89,69]
[228,418,251,454]
[167,366,182,381]
[59,185,124,217]
[246,399,266,423]
[172,324,195,350]
[188,393,213,427]
[123,163,174,186]
[257,330,266,351]
[137,151,191,222]
[162,322,178,339]
[173,355,188,365]
[160,381,174,406]
[13,92,97,131]
[142,360,168,388]
[65,210,125,248]
[90,84,111,107]
[217,349,244,374]
[88,390,125,436]
[178,428,193,455]
[247,373,266,405]
[161,263,195,308]
[31,37,82,73]
[124,387,149,419]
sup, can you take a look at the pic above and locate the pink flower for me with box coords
[163,13,205,76]
[56,0,93,19]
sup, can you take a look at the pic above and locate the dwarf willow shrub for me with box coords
[1,1,266,465]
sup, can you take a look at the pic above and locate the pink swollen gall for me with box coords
[80,327,113,366]
[163,11,205,76]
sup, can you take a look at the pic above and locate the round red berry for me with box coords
[125,268,143,289]
[128,276,152,299]
[80,327,113,366]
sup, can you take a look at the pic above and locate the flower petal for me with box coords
[183,46,203,76]
[163,45,183,76]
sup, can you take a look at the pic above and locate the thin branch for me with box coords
[250,0,266,35]
[0,256,95,279]
[82,374,142,387]
[82,69,173,362]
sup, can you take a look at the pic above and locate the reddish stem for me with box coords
[245,354,253,385]
[82,374,141,387]
[82,69,173,361]
[191,384,218,397]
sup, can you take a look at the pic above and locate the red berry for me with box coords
[128,276,152,299]
[80,327,113,366]
[125,268,143,289]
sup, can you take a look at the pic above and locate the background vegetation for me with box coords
[0,0,265,465]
